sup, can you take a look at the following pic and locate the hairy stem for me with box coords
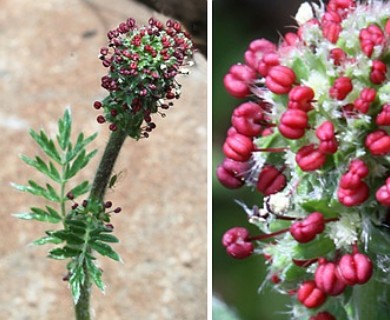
[74,129,127,320]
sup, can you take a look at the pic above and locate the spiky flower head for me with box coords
[94,18,194,139]
[217,1,390,318]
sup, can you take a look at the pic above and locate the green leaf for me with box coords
[85,258,105,292]
[12,181,61,202]
[32,235,63,246]
[89,225,113,237]
[68,181,90,198]
[65,149,98,179]
[66,132,98,162]
[13,208,62,224]
[48,246,81,260]
[69,265,85,304]
[90,241,121,261]
[51,230,85,245]
[29,129,61,164]
[93,233,119,243]
[57,108,72,151]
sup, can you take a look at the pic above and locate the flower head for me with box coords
[95,18,194,139]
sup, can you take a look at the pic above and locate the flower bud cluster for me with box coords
[217,0,390,318]
[94,18,194,139]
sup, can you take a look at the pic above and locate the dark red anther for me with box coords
[288,86,315,112]
[376,177,390,206]
[113,207,122,213]
[256,165,287,196]
[370,60,387,85]
[104,201,112,208]
[337,181,369,206]
[296,145,326,171]
[216,158,249,189]
[376,104,390,126]
[310,311,336,320]
[223,64,256,98]
[278,109,308,140]
[231,102,265,137]
[244,38,276,71]
[223,131,254,162]
[330,48,347,66]
[337,252,373,285]
[290,212,325,243]
[365,130,390,155]
[354,88,376,114]
[359,24,385,57]
[339,159,369,190]
[315,258,346,296]
[97,115,106,124]
[222,227,254,259]
[329,76,353,100]
[258,52,280,77]
[297,280,327,309]
[316,121,338,154]
[265,66,296,94]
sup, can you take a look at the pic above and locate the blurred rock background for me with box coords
[0,0,206,319]
[212,1,312,319]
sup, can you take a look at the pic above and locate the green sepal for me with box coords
[90,240,121,261]
[294,235,335,260]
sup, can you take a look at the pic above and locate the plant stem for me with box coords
[74,128,127,320]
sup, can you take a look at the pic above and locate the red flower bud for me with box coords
[310,311,336,320]
[337,253,373,285]
[216,158,249,189]
[288,86,315,112]
[278,109,308,139]
[370,60,387,85]
[365,130,390,156]
[244,39,276,71]
[297,280,327,309]
[376,104,390,126]
[296,145,327,171]
[354,88,376,113]
[315,259,346,296]
[223,131,254,162]
[256,165,287,196]
[258,52,280,77]
[265,66,296,94]
[231,102,264,137]
[359,24,385,57]
[222,227,254,259]
[330,48,347,66]
[386,18,390,35]
[337,181,369,206]
[290,212,325,243]
[322,11,342,43]
[316,121,338,154]
[329,76,353,100]
[376,177,390,206]
[282,32,300,47]
[223,64,256,98]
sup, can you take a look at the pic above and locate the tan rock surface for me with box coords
[0,0,207,319]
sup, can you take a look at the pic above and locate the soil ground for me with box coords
[0,0,207,319]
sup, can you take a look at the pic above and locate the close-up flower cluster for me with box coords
[216,0,390,319]
[94,17,194,138]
